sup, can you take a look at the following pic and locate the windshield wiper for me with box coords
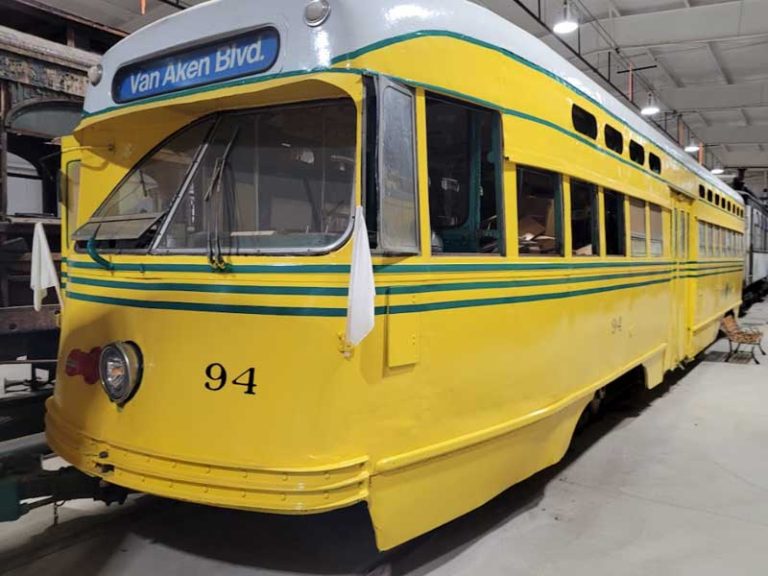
[205,127,240,272]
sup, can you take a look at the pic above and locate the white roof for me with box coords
[85,0,743,204]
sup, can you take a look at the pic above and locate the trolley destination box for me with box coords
[114,27,280,103]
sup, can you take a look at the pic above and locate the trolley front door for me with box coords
[672,194,693,362]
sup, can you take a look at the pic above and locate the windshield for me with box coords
[73,119,214,243]
[75,99,357,254]
[158,99,356,253]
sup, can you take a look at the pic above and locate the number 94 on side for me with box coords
[204,363,257,396]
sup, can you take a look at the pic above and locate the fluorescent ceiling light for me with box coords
[640,93,660,116]
[684,142,700,153]
[554,1,578,34]
[711,167,725,175]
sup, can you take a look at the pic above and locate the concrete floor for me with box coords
[3,302,768,576]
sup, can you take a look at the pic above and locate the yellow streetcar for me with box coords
[50,0,745,550]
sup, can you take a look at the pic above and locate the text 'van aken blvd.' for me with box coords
[114,28,280,102]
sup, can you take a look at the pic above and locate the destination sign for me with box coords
[114,28,280,103]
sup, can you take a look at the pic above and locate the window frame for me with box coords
[516,166,564,258]
[603,188,627,257]
[569,178,600,257]
[629,197,648,257]
[425,92,505,256]
[604,124,624,154]
[377,76,420,255]
[629,140,645,166]
[572,104,598,140]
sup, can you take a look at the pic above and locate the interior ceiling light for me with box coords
[711,167,725,175]
[553,0,578,35]
[640,92,660,116]
[684,141,700,153]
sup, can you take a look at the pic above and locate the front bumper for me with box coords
[45,406,369,514]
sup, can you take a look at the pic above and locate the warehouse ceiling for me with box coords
[21,0,768,193]
[474,0,768,193]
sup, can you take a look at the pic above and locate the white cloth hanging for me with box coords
[30,222,63,312]
[345,206,376,347]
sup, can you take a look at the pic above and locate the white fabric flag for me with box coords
[345,205,376,347]
[30,222,63,312]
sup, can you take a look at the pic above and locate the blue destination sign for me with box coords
[114,28,280,103]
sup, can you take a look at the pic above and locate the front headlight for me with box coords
[99,342,143,405]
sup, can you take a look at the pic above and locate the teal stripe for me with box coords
[70,276,347,296]
[80,30,742,217]
[68,275,670,317]
[682,267,744,279]
[67,260,351,274]
[67,269,672,298]
[68,291,348,318]
[66,258,674,275]
[387,278,670,315]
[385,269,671,295]
[332,30,742,211]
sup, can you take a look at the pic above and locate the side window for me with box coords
[698,221,706,258]
[426,95,503,254]
[570,179,598,256]
[699,185,705,199]
[604,125,623,154]
[378,77,419,254]
[650,204,663,256]
[629,197,647,256]
[629,140,645,165]
[65,161,81,245]
[649,153,662,174]
[572,105,597,139]
[604,189,626,256]
[517,167,562,256]
[707,189,713,202]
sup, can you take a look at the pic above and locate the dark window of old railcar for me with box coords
[604,189,626,256]
[426,94,503,254]
[572,105,598,139]
[517,167,562,256]
[604,125,623,154]
[570,179,599,256]
[649,153,662,174]
[699,185,705,199]
[629,140,645,165]
[707,189,713,202]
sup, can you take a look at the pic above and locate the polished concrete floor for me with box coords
[2,301,768,576]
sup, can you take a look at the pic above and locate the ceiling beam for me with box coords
[721,149,768,168]
[563,0,768,54]
[658,81,768,112]
[696,125,768,145]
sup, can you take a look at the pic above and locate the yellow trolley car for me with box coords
[52,0,745,550]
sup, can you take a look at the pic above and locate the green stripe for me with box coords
[67,276,670,317]
[68,291,348,318]
[332,30,741,211]
[81,30,742,216]
[388,278,670,315]
[70,276,347,296]
[68,269,672,298]
[66,258,676,274]
[681,267,744,279]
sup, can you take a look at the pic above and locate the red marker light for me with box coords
[65,348,102,385]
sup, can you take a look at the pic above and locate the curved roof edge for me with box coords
[83,0,742,204]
